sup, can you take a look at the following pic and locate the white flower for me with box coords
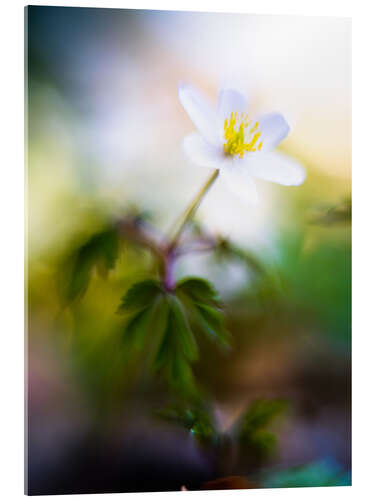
[178,83,306,204]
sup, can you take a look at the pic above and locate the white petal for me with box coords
[257,113,290,151]
[217,88,248,121]
[183,133,225,169]
[178,83,221,147]
[244,151,306,186]
[220,158,259,205]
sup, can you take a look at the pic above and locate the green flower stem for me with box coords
[168,169,219,251]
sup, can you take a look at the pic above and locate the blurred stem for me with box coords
[168,169,219,251]
[215,433,237,477]
[117,172,220,291]
[117,217,162,258]
[163,252,175,291]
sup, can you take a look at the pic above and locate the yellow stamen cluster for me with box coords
[223,112,263,158]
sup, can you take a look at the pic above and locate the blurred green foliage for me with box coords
[262,460,351,488]
[310,198,351,226]
[52,219,289,463]
[277,227,351,343]
[176,277,230,347]
[58,225,120,304]
[155,397,287,456]
[26,9,351,488]
[118,279,162,314]
[238,399,288,459]
[155,406,216,445]
[117,275,229,399]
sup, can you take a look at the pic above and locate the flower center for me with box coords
[223,112,263,158]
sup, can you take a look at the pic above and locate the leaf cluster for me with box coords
[175,277,230,348]
[238,399,287,459]
[118,277,230,398]
[155,406,216,445]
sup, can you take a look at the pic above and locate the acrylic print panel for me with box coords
[26,5,351,495]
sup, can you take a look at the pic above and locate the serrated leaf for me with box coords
[176,277,220,306]
[155,297,198,367]
[194,303,230,346]
[154,314,172,372]
[169,297,198,362]
[154,297,199,396]
[145,295,170,367]
[176,278,230,348]
[155,340,197,395]
[95,228,120,277]
[63,253,93,302]
[118,279,162,314]
[171,357,196,392]
[59,226,120,304]
[93,228,119,269]
[123,306,153,350]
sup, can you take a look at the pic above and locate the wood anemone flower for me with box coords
[179,83,306,204]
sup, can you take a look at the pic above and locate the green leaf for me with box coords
[169,297,198,362]
[239,399,287,458]
[176,277,230,348]
[123,306,154,350]
[121,293,171,376]
[194,303,230,346]
[118,279,162,314]
[94,228,120,270]
[243,430,277,457]
[62,252,93,302]
[154,304,173,371]
[155,342,197,396]
[154,297,199,396]
[241,399,287,432]
[59,226,120,303]
[176,277,220,306]
[155,297,198,368]
[146,295,171,365]
[189,412,215,443]
[170,357,196,393]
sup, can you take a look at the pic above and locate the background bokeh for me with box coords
[26,6,351,494]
